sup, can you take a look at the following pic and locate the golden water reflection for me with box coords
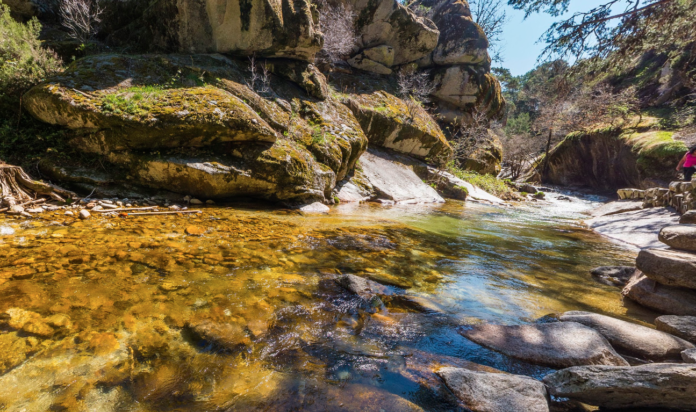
[0,199,646,411]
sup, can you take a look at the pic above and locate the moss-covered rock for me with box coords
[23,54,368,203]
[540,127,686,189]
[343,90,451,161]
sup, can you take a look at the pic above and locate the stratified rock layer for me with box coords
[543,364,696,410]
[636,248,696,289]
[659,225,696,252]
[655,315,696,344]
[622,272,696,316]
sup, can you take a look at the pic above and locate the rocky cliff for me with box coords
[15,0,504,203]
[540,127,686,190]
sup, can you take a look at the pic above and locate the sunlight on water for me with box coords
[0,193,649,411]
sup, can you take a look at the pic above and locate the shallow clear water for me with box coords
[0,193,651,411]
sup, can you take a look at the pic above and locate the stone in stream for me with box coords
[622,272,696,316]
[558,311,694,361]
[543,364,696,410]
[655,315,696,343]
[186,320,249,350]
[635,248,696,289]
[78,210,90,219]
[336,274,393,309]
[459,322,629,368]
[680,210,696,224]
[590,266,635,287]
[297,202,330,213]
[437,367,550,412]
[659,225,696,252]
[683,348,696,363]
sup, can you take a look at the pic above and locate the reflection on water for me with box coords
[0,194,649,410]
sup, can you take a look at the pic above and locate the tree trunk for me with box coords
[0,163,75,213]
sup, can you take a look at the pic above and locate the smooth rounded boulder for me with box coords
[543,364,696,410]
[558,311,694,361]
[636,248,696,289]
[622,272,696,316]
[655,315,696,344]
[459,322,628,368]
[437,367,550,412]
[659,225,696,252]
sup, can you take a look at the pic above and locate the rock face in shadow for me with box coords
[543,364,696,410]
[459,322,629,368]
[558,311,694,361]
[437,367,550,412]
[356,149,444,204]
[622,272,696,316]
[636,248,696,289]
[23,54,368,203]
[684,348,696,363]
[655,316,696,344]
[102,0,322,60]
[659,225,696,252]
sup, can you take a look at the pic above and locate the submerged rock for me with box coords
[659,225,696,252]
[622,272,696,316]
[186,320,249,350]
[558,311,694,361]
[655,315,696,344]
[459,322,629,368]
[543,364,696,410]
[590,266,635,287]
[636,248,696,289]
[437,367,550,412]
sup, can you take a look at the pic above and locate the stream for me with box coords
[0,191,655,411]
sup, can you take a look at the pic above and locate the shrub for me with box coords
[0,3,63,103]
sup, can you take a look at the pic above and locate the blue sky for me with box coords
[497,0,629,76]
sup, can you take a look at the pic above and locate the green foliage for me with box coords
[0,113,81,167]
[0,4,62,105]
[505,112,531,135]
[448,164,514,198]
[100,85,167,115]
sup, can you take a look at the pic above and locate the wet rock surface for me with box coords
[558,311,694,361]
[590,266,635,287]
[543,364,696,410]
[437,367,550,412]
[459,322,629,368]
[655,315,696,343]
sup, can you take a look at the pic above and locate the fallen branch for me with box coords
[1,163,76,209]
[127,210,202,216]
[93,206,158,213]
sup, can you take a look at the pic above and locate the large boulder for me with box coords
[459,322,629,368]
[543,364,696,410]
[352,148,444,203]
[23,54,368,203]
[409,0,489,67]
[655,316,696,344]
[104,0,322,61]
[659,225,696,252]
[636,248,696,289]
[348,0,439,66]
[344,91,452,161]
[622,272,696,316]
[558,311,694,361]
[437,367,550,412]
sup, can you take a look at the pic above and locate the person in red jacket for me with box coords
[677,145,696,181]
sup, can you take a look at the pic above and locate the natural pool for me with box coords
[0,193,653,411]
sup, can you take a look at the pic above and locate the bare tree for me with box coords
[469,0,508,63]
[59,0,103,42]
[449,108,492,165]
[315,0,358,63]
[397,70,435,119]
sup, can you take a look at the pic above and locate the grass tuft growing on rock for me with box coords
[448,164,514,198]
